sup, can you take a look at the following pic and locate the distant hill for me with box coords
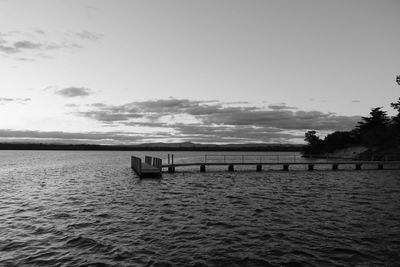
[0,142,304,152]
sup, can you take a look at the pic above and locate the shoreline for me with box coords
[0,142,304,152]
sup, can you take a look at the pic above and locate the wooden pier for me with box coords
[162,161,400,173]
[159,154,400,173]
[131,156,162,178]
[131,154,400,176]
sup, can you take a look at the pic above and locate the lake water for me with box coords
[0,150,399,266]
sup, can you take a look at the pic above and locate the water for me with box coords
[1,150,399,266]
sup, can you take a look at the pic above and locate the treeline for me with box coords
[0,143,304,152]
[304,98,400,159]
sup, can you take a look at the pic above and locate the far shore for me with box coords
[0,142,304,152]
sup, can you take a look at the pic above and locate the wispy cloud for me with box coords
[76,31,104,41]
[56,87,94,98]
[0,30,102,59]
[0,129,147,144]
[0,35,77,55]
[268,103,298,110]
[0,97,31,104]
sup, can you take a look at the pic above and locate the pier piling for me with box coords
[283,164,289,171]
[200,164,206,172]
[256,164,262,172]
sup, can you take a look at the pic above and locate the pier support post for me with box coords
[168,166,175,173]
[356,164,362,170]
[256,165,262,172]
[283,164,289,171]
[308,164,314,171]
[228,165,234,172]
[378,164,383,170]
[200,165,206,172]
[332,164,338,171]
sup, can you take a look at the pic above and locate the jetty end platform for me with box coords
[131,156,162,178]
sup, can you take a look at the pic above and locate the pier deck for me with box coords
[131,154,400,175]
[162,161,400,172]
[160,154,400,173]
[131,156,162,178]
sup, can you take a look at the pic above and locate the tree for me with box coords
[356,107,391,147]
[323,131,359,152]
[303,130,323,155]
[390,97,400,125]
[304,130,320,145]
[356,107,390,135]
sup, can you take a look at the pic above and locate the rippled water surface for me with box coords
[1,151,400,266]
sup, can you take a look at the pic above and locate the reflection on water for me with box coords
[0,151,399,266]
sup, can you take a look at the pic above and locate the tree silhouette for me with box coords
[356,107,390,134]
[390,98,400,125]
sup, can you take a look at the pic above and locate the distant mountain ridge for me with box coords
[0,142,304,151]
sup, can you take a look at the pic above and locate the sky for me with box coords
[1,0,399,144]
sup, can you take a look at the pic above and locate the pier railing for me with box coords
[160,153,400,173]
[164,153,400,165]
[204,154,300,164]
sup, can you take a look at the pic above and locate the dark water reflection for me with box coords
[0,151,399,266]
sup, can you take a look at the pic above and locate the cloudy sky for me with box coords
[1,0,399,144]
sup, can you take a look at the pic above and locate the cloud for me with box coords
[268,103,298,110]
[14,41,42,49]
[76,31,104,41]
[55,87,94,97]
[0,98,361,144]
[0,30,101,59]
[0,129,148,144]
[0,97,31,104]
[0,44,18,54]
[0,39,71,54]
[65,103,79,107]
[81,98,359,131]
[16,57,36,62]
[73,98,361,143]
